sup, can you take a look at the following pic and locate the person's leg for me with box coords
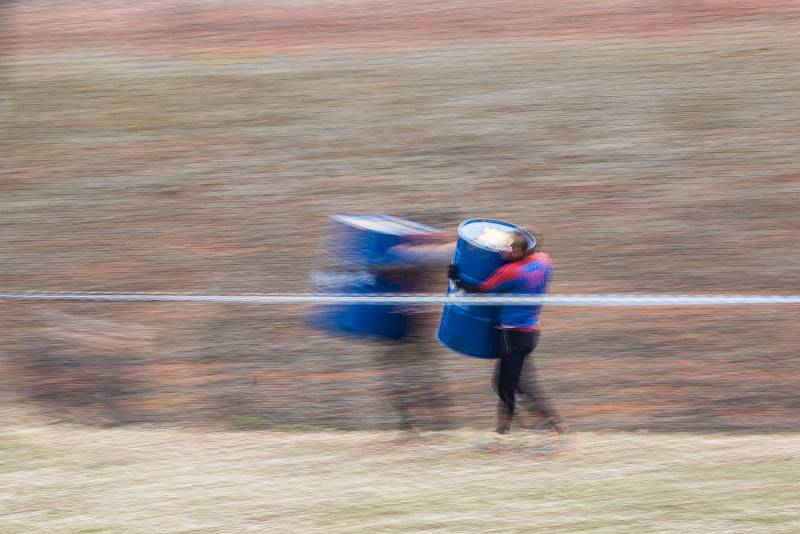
[515,332,565,430]
[517,356,559,419]
[494,329,533,433]
[376,340,417,431]
[393,338,440,431]
[492,359,510,433]
[405,338,453,430]
[494,371,511,434]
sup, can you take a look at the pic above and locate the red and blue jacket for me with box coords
[478,252,553,331]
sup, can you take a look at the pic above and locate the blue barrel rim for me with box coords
[457,218,536,252]
[329,212,440,237]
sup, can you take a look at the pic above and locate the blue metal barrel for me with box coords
[307,270,410,340]
[308,213,440,340]
[326,213,438,267]
[437,301,501,359]
[437,219,534,358]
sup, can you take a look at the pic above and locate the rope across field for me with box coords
[3,291,800,305]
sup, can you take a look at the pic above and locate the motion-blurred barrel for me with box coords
[326,213,438,267]
[307,269,410,340]
[308,213,439,340]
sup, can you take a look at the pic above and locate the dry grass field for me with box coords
[2,413,800,533]
[3,0,800,428]
[3,1,800,531]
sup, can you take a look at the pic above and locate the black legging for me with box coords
[494,329,558,421]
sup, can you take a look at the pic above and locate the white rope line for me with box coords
[2,291,800,306]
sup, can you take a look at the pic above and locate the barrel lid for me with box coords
[330,213,439,236]
[458,219,535,252]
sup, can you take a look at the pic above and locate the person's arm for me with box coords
[391,242,455,267]
[476,264,519,293]
[448,263,519,293]
[448,264,482,293]
[406,231,457,244]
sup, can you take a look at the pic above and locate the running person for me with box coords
[373,229,456,433]
[449,230,565,435]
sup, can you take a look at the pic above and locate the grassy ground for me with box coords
[2,420,800,533]
[3,6,800,528]
[3,1,800,429]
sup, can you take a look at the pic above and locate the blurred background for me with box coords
[3,0,800,433]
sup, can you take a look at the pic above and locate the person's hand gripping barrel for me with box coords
[448,263,480,293]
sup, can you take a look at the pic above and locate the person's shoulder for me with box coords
[491,261,518,277]
[530,252,553,266]
[485,260,521,284]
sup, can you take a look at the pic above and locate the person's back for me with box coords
[478,251,553,331]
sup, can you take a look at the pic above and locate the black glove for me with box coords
[448,263,460,283]
[448,264,479,292]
